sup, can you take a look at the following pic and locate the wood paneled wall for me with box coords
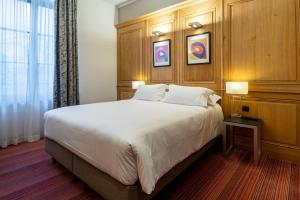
[178,0,222,90]
[224,0,300,92]
[147,12,177,84]
[116,0,300,162]
[223,0,300,162]
[117,21,146,88]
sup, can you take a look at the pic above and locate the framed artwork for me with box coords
[186,32,211,65]
[153,39,171,67]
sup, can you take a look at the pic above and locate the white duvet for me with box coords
[44,100,223,194]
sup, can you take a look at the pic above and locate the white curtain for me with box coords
[0,0,55,148]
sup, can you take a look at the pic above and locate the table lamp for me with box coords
[226,82,248,117]
[132,81,145,90]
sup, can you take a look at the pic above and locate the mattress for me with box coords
[44,100,224,194]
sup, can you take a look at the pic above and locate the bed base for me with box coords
[45,136,221,200]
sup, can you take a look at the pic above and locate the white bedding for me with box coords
[44,100,223,194]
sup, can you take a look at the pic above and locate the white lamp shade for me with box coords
[226,82,248,94]
[132,81,145,90]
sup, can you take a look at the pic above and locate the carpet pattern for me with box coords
[0,140,299,200]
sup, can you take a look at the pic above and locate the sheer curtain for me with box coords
[0,0,55,148]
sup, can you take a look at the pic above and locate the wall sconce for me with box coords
[188,22,203,29]
[152,31,165,36]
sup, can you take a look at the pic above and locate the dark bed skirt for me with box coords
[45,136,221,200]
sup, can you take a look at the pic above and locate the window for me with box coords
[0,0,55,102]
[0,0,55,148]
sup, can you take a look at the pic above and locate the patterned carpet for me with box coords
[0,140,299,200]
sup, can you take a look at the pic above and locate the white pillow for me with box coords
[163,85,212,107]
[133,84,168,101]
[208,94,222,106]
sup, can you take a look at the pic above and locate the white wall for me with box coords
[118,0,188,23]
[78,0,117,104]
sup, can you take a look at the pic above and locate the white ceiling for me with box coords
[103,0,137,8]
[106,0,128,5]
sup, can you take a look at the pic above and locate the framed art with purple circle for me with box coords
[186,32,211,65]
[153,39,171,67]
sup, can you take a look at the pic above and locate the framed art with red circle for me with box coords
[186,32,211,65]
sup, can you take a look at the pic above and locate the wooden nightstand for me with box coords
[223,116,262,165]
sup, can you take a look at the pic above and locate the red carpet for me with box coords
[0,140,299,200]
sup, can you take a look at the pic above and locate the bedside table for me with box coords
[223,116,262,165]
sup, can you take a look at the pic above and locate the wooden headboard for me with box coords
[116,0,300,162]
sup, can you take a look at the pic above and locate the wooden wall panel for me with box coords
[117,21,146,87]
[230,98,298,146]
[258,102,297,145]
[147,12,177,84]
[227,95,300,162]
[229,0,256,81]
[255,0,297,82]
[178,0,222,90]
[182,11,214,81]
[223,0,300,161]
[224,0,300,92]
[117,87,135,100]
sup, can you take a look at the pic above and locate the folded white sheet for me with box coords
[44,100,223,194]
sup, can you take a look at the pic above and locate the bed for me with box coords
[44,99,223,200]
